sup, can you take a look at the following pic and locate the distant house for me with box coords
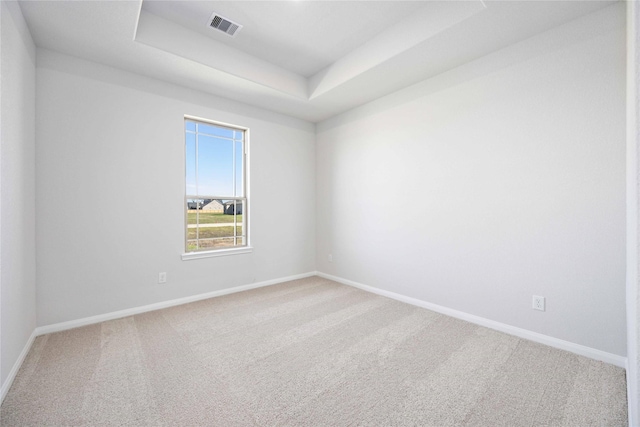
[203,199,224,212]
[224,201,243,215]
[187,199,221,210]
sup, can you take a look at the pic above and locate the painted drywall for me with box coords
[35,50,316,326]
[1,1,37,385]
[316,4,626,356]
[627,0,640,423]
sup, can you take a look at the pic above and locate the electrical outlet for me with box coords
[328,254,333,262]
[158,272,167,284]
[533,295,545,311]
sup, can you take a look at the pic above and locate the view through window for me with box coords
[185,117,247,252]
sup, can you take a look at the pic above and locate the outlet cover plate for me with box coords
[533,295,545,311]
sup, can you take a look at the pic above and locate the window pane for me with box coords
[198,238,236,250]
[197,135,233,196]
[186,198,204,212]
[220,199,244,216]
[235,140,243,197]
[185,118,246,253]
[186,198,203,251]
[236,200,245,246]
[193,224,235,239]
[197,122,234,139]
[186,133,196,195]
[186,198,245,250]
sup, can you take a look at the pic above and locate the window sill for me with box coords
[181,246,253,261]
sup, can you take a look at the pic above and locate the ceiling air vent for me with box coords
[208,12,242,37]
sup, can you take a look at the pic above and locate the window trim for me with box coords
[181,246,253,261]
[182,115,250,259]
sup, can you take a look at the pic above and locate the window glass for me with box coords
[185,118,247,252]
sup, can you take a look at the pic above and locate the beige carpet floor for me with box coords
[0,276,628,426]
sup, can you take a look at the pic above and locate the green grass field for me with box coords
[186,211,245,251]
[187,226,242,239]
[187,237,244,252]
[187,211,243,224]
[187,234,244,251]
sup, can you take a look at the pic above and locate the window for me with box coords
[184,117,248,255]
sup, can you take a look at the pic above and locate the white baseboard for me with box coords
[1,330,37,405]
[317,272,627,368]
[35,271,317,336]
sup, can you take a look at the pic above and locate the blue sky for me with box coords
[186,121,243,197]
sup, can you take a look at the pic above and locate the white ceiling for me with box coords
[18,0,617,123]
[142,1,428,77]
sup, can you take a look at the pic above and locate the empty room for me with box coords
[2,0,640,425]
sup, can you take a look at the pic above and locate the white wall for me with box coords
[627,0,640,423]
[1,1,37,386]
[35,50,316,326]
[316,4,627,356]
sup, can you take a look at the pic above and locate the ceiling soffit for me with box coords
[19,0,620,122]
[134,1,487,101]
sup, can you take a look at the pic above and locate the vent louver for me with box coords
[208,12,242,37]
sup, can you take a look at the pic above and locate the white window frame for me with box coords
[181,115,251,261]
